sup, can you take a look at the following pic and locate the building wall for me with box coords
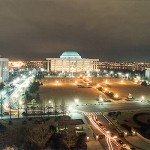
[0,58,9,83]
[145,68,150,81]
[47,58,99,73]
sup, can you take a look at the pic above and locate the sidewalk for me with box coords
[71,112,104,150]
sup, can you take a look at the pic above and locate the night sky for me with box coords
[0,0,150,61]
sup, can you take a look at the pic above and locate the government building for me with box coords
[0,57,9,83]
[46,51,99,75]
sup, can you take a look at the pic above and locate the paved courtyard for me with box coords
[94,77,150,100]
[39,77,100,106]
[39,77,150,106]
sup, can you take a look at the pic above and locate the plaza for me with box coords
[39,77,100,106]
[94,77,150,101]
[39,77,150,106]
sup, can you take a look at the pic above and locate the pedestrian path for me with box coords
[82,111,102,116]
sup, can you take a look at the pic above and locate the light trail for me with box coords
[3,75,35,112]
[82,111,113,150]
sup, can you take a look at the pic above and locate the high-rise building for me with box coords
[46,51,99,75]
[0,57,9,83]
[145,68,150,81]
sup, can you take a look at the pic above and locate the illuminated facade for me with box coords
[98,62,150,71]
[0,58,9,83]
[9,61,47,69]
[46,51,99,74]
[145,68,150,81]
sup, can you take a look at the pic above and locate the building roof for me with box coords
[60,51,81,59]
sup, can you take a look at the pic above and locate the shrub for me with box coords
[22,120,27,125]
[8,120,13,125]
[28,118,32,121]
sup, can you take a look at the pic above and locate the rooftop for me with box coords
[60,51,81,59]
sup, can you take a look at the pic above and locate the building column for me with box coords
[95,61,98,71]
[47,60,50,72]
[61,60,63,73]
[82,60,84,72]
[69,59,70,73]
[54,59,56,72]
[76,60,77,72]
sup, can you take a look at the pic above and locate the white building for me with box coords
[145,68,150,81]
[46,51,99,75]
[0,58,9,83]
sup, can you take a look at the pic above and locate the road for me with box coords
[75,101,150,113]
[72,102,150,150]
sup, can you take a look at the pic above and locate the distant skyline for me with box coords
[0,0,150,61]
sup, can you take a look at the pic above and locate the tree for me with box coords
[3,146,18,150]
[63,127,77,149]
[35,93,40,103]
[25,123,52,149]
[60,99,66,114]
[0,82,5,90]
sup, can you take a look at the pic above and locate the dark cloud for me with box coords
[0,0,150,61]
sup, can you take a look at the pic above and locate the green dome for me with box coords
[60,51,81,59]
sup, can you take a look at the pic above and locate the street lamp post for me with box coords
[141,96,145,102]
[9,102,12,120]
[48,100,52,118]
[0,91,5,119]
[0,96,3,119]
[18,101,22,119]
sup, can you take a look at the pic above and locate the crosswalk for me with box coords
[82,111,102,116]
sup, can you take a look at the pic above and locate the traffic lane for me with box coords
[75,102,150,113]
[88,114,120,150]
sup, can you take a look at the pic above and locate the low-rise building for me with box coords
[46,51,99,75]
[0,57,9,83]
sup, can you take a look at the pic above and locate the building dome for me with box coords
[60,51,81,59]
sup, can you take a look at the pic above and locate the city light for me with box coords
[96,135,99,140]
[86,136,90,142]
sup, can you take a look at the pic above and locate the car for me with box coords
[103,128,109,132]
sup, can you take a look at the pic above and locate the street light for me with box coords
[8,101,12,120]
[96,83,100,88]
[98,95,103,105]
[74,98,79,104]
[56,80,59,86]
[0,91,5,119]
[18,101,23,119]
[141,96,145,102]
[114,94,119,99]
